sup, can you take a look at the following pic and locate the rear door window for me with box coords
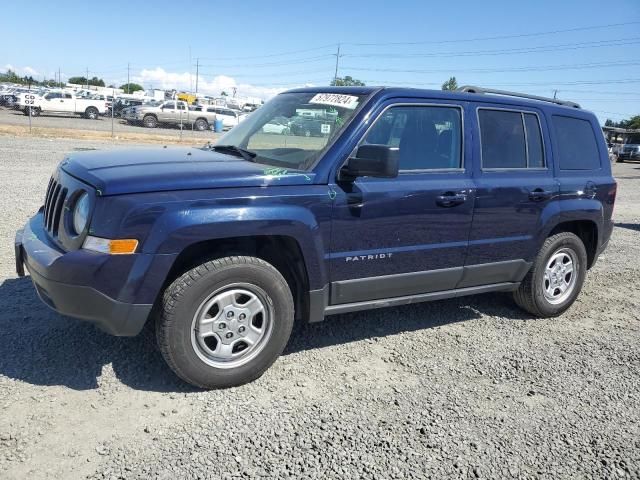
[552,115,600,170]
[479,109,546,169]
[524,113,544,168]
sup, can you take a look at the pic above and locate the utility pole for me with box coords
[195,58,199,95]
[58,67,61,88]
[127,63,130,94]
[333,43,342,85]
[553,89,558,99]
[86,67,89,89]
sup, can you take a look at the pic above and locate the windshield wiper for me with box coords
[211,144,257,162]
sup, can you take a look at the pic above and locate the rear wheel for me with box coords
[156,256,294,389]
[616,156,624,163]
[84,107,99,120]
[143,115,158,128]
[513,232,587,317]
[194,118,208,131]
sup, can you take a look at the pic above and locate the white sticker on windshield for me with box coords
[309,93,359,110]
[321,123,331,134]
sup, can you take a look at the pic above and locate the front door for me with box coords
[59,93,75,113]
[462,104,558,287]
[328,101,475,305]
[159,101,177,122]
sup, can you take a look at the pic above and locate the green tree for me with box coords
[119,83,144,93]
[607,115,640,129]
[330,76,365,86]
[441,76,458,91]
[620,115,640,130]
[68,76,105,87]
[0,69,22,84]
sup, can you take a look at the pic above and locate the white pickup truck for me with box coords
[19,91,107,119]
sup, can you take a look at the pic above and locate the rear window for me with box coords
[553,115,600,170]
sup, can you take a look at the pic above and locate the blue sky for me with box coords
[1,0,638,122]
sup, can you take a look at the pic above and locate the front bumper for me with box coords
[15,214,155,336]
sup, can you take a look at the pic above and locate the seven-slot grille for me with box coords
[43,176,68,236]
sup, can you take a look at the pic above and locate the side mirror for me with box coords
[340,144,399,181]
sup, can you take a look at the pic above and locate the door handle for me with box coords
[528,188,553,201]
[436,191,467,207]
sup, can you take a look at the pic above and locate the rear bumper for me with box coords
[15,214,163,336]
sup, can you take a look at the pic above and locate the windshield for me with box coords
[215,91,369,170]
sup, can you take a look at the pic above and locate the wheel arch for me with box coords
[546,219,599,269]
[162,235,312,322]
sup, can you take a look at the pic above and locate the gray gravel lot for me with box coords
[0,135,638,479]
[0,106,216,140]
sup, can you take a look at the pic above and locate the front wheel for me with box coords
[156,256,294,389]
[513,232,587,317]
[143,115,158,128]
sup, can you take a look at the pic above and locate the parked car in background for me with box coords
[289,117,332,137]
[108,98,144,117]
[124,100,217,130]
[193,106,247,129]
[616,133,640,163]
[17,91,107,119]
[261,116,290,134]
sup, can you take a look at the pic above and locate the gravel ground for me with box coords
[0,135,638,479]
[0,106,216,140]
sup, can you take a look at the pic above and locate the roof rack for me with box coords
[456,85,581,109]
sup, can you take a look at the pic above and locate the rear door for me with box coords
[328,99,476,305]
[462,104,558,287]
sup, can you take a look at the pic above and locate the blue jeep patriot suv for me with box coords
[15,86,616,389]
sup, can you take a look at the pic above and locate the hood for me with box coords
[60,146,316,196]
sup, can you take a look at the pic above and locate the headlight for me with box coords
[73,192,90,235]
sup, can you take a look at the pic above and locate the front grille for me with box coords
[43,176,68,236]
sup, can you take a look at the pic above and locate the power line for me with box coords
[197,44,337,61]
[357,78,640,88]
[343,21,640,46]
[197,54,334,68]
[196,67,334,78]
[345,37,640,59]
[345,60,640,75]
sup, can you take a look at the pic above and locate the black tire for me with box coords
[24,106,40,117]
[156,256,294,389]
[84,107,99,120]
[616,156,624,163]
[143,115,158,128]
[194,118,208,131]
[513,232,587,317]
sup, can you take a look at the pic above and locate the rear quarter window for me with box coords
[552,115,600,170]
